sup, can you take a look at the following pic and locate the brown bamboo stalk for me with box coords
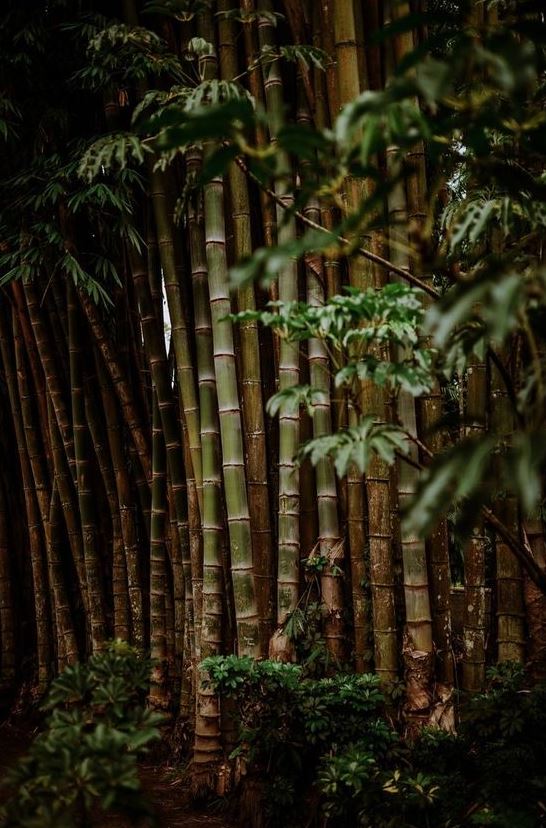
[149,391,170,709]
[490,356,525,664]
[85,381,131,642]
[96,355,145,649]
[462,359,488,692]
[14,314,79,668]
[0,309,51,690]
[68,280,108,651]
[78,287,152,484]
[23,280,76,483]
[0,477,16,688]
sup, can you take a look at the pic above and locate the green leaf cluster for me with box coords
[0,642,163,828]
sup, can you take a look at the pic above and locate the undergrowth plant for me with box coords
[0,642,163,828]
[204,657,546,827]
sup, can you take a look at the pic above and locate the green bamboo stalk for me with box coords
[185,143,224,772]
[149,169,203,515]
[218,0,275,652]
[387,0,454,685]
[332,0,398,681]
[240,0,279,254]
[257,0,301,626]
[197,14,260,658]
[385,25,434,715]
[204,167,260,659]
[298,92,345,662]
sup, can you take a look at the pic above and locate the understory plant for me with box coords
[0,642,163,828]
[204,657,546,828]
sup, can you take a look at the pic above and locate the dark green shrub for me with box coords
[204,657,546,827]
[0,642,163,827]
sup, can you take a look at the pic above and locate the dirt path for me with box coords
[0,724,235,827]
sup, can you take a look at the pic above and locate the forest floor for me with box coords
[0,723,235,827]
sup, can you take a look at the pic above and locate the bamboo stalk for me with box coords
[14,313,79,669]
[48,484,79,669]
[68,280,108,651]
[0,477,16,688]
[96,355,145,649]
[149,391,170,709]
[385,7,435,714]
[257,0,301,627]
[462,359,488,692]
[490,355,525,664]
[218,0,275,652]
[85,380,131,642]
[149,169,203,516]
[78,287,152,485]
[298,91,345,663]
[128,243,194,656]
[0,308,51,690]
[333,0,398,681]
[197,14,260,658]
[23,280,76,483]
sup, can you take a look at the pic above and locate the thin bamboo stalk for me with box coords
[23,280,76,482]
[47,484,79,668]
[96,354,145,649]
[462,359,488,692]
[298,92,345,662]
[257,0,301,626]
[68,281,108,651]
[128,243,194,657]
[0,310,51,690]
[149,391,170,709]
[14,314,79,668]
[0,478,16,688]
[85,381,131,642]
[79,287,152,485]
[490,356,525,663]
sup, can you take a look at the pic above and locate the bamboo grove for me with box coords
[1,0,546,787]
